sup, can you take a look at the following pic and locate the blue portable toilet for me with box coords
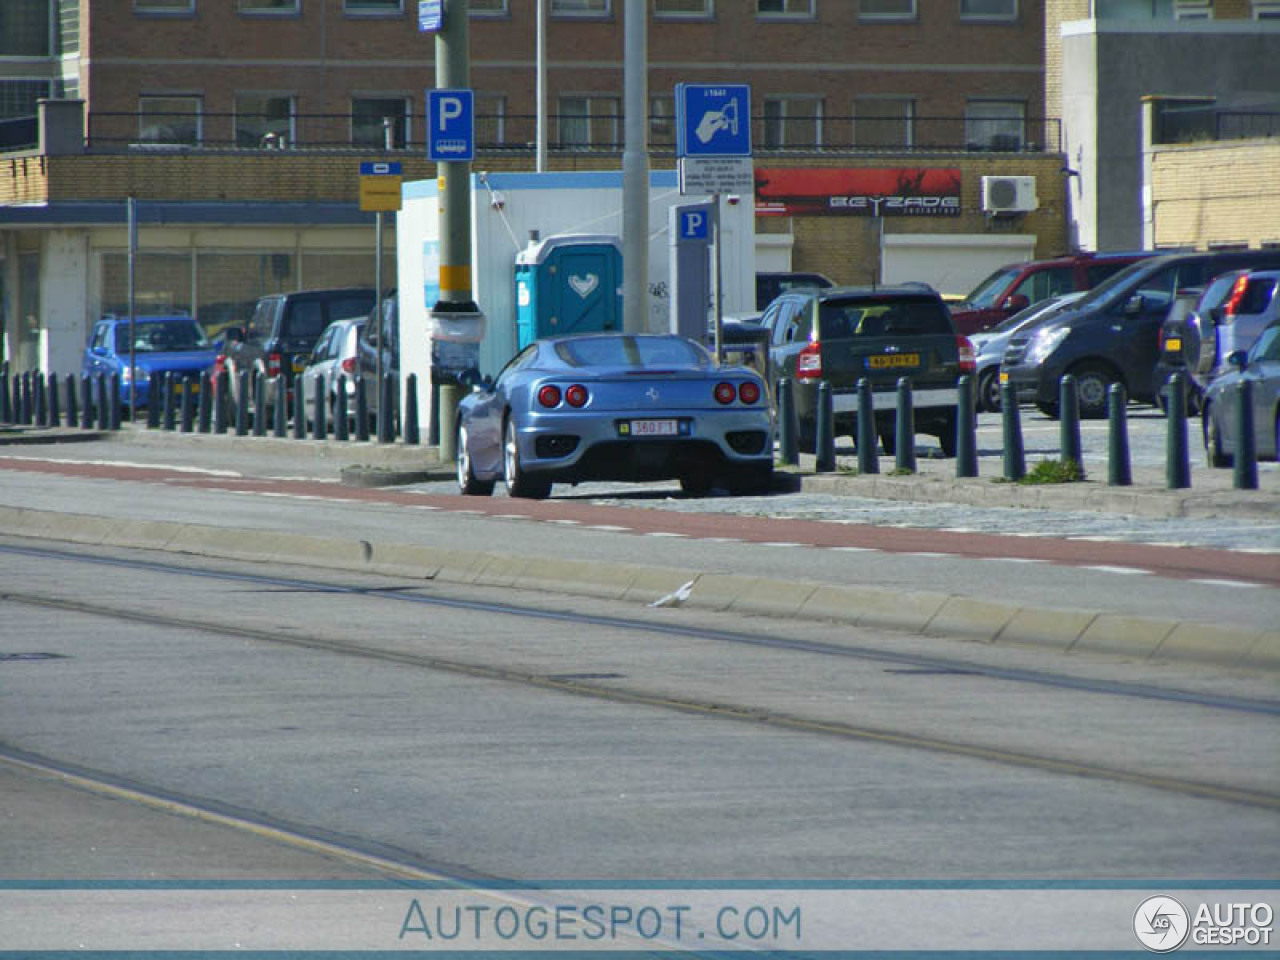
[514,234,623,349]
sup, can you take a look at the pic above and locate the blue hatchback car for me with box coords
[82,314,218,409]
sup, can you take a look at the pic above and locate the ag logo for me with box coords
[1134,896,1190,953]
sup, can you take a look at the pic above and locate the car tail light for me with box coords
[537,384,562,408]
[738,380,762,404]
[213,354,227,378]
[714,382,737,405]
[957,336,976,374]
[1222,274,1249,323]
[267,351,282,377]
[340,357,357,375]
[796,341,822,381]
[565,384,589,408]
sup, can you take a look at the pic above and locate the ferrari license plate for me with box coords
[867,353,920,370]
[1165,337,1183,353]
[622,419,679,437]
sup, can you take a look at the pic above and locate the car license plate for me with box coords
[1165,337,1183,352]
[999,371,1010,383]
[292,357,307,373]
[621,419,679,437]
[175,381,198,393]
[867,353,920,370]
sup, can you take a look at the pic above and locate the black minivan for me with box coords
[1000,250,1280,418]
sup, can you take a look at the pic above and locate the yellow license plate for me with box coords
[1165,337,1183,352]
[292,358,307,373]
[867,353,920,369]
[1000,371,1010,383]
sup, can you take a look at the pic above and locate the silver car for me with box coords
[297,317,365,431]
[969,291,1085,412]
[1202,320,1280,467]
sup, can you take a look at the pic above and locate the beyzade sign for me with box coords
[756,167,962,217]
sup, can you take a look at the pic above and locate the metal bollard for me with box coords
[80,375,94,429]
[48,373,60,428]
[20,372,32,424]
[378,373,395,443]
[334,375,349,442]
[814,380,836,473]
[197,372,212,433]
[354,377,369,442]
[234,370,250,436]
[439,383,458,461]
[776,377,798,466]
[273,376,287,438]
[249,372,265,437]
[110,374,122,429]
[163,372,178,431]
[1058,373,1083,475]
[1165,372,1191,490]
[8,371,20,424]
[96,374,111,431]
[65,374,78,429]
[148,373,163,428]
[955,375,978,477]
[180,378,195,433]
[404,373,421,446]
[34,373,47,426]
[1106,382,1132,487]
[0,369,9,422]
[312,375,327,441]
[856,378,878,475]
[1000,382,1026,482]
[1233,378,1258,491]
[214,371,230,434]
[894,378,916,474]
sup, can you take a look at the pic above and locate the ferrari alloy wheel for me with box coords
[503,417,551,499]
[456,421,494,496]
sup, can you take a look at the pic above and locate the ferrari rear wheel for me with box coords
[503,417,551,500]
[456,421,494,496]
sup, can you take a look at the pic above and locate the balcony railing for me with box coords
[79,111,1064,156]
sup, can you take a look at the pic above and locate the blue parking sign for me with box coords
[676,84,752,158]
[427,88,474,162]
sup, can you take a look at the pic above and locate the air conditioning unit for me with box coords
[981,175,1038,215]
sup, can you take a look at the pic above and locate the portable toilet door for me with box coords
[515,234,622,347]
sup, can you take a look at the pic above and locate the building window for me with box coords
[763,96,823,149]
[235,94,294,148]
[1092,0,1175,19]
[239,0,300,13]
[649,95,675,146]
[139,95,202,145]
[757,0,814,17]
[344,0,403,14]
[859,0,915,19]
[959,0,1016,20]
[133,0,195,14]
[551,0,610,16]
[853,97,914,148]
[965,99,1025,151]
[469,0,509,14]
[1173,0,1211,17]
[0,79,50,126]
[0,0,51,56]
[352,97,409,148]
[558,95,620,149]
[475,93,505,147]
[1255,0,1280,18]
[655,0,713,16]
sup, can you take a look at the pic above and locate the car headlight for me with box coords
[1025,326,1071,365]
[120,366,151,384]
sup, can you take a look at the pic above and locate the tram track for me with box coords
[3,541,1278,815]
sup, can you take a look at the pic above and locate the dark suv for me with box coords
[949,251,1157,337]
[764,285,973,455]
[218,287,375,418]
[1000,250,1280,419]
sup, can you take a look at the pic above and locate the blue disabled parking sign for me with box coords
[676,84,752,158]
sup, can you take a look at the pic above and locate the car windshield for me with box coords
[1071,257,1164,311]
[961,266,1023,309]
[113,320,209,354]
[554,335,710,369]
[988,291,1088,335]
[1250,324,1280,363]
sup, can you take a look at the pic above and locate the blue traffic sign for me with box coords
[427,88,474,162]
[418,0,442,32]
[679,207,710,240]
[676,84,752,158]
[360,161,402,176]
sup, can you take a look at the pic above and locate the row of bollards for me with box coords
[0,366,422,447]
[774,370,1261,491]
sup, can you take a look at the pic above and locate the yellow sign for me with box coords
[360,175,402,212]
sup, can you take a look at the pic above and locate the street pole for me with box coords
[436,0,477,318]
[622,0,648,334]
[127,196,137,421]
[536,0,547,173]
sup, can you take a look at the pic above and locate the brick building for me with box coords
[3,0,1068,374]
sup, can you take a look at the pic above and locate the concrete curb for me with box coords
[0,504,1272,676]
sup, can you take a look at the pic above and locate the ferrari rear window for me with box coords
[554,335,710,369]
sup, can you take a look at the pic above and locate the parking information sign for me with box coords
[427,88,474,162]
[676,84,752,158]
[359,161,402,212]
[417,0,442,32]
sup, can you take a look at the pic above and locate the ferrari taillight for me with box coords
[537,384,562,408]
[714,382,737,405]
[565,384,589,408]
[738,381,762,404]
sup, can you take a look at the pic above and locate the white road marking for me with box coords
[0,455,243,477]
[585,525,632,532]
[1189,579,1263,589]
[1083,565,1151,576]
[757,542,807,548]
[645,532,687,538]
[830,546,878,553]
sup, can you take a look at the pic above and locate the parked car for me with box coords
[297,317,365,431]
[1202,320,1280,467]
[1152,283,1217,416]
[756,271,833,311]
[455,333,773,499]
[81,314,217,410]
[216,287,376,421]
[359,293,400,431]
[969,291,1086,412]
[762,284,972,455]
[1000,249,1280,419]
[949,251,1158,337]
